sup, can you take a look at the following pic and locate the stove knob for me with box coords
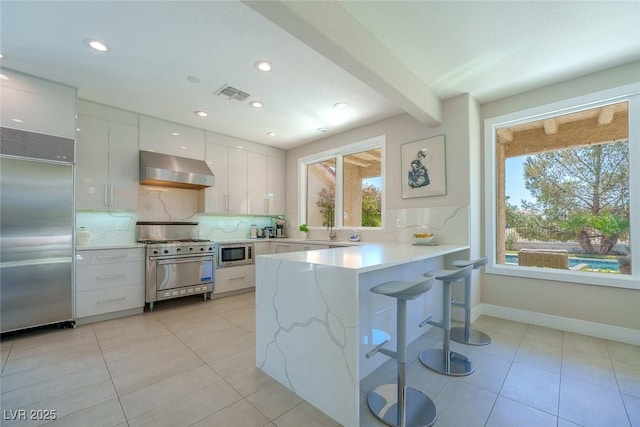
[200,247,205,251]
[164,249,169,254]
[208,246,213,251]
[176,247,182,252]
[152,249,159,255]
[189,247,194,251]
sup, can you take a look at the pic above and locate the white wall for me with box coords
[285,94,476,233]
[480,61,640,337]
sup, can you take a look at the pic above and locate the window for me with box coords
[485,87,639,289]
[300,136,385,230]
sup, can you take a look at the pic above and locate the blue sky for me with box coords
[506,156,536,206]
[363,176,382,189]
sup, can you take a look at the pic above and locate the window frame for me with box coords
[298,135,386,230]
[484,84,640,290]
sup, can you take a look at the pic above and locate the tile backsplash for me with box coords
[78,186,469,247]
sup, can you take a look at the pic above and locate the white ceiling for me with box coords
[1,1,639,150]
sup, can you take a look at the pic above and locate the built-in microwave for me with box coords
[217,243,254,268]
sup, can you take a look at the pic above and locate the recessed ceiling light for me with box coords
[249,101,263,108]
[171,132,180,136]
[267,132,277,137]
[85,39,108,52]
[237,145,244,149]
[0,74,8,80]
[317,127,328,133]
[76,128,82,132]
[334,102,349,110]
[186,76,200,84]
[180,146,187,149]
[255,61,272,72]
[195,110,208,117]
[11,118,23,123]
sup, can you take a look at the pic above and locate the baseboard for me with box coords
[481,303,640,346]
[75,307,144,326]
[452,305,483,324]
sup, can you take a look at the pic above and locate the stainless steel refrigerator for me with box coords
[1,127,75,333]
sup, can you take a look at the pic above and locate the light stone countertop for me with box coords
[212,238,360,246]
[258,242,469,273]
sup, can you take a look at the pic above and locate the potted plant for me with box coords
[299,224,309,239]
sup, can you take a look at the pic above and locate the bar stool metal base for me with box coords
[419,349,475,376]
[368,384,437,427]
[450,327,491,346]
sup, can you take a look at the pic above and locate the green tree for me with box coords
[362,183,381,227]
[522,141,629,254]
[315,186,335,229]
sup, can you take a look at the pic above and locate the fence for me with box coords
[505,227,630,245]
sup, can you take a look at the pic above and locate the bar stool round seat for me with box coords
[367,278,437,427]
[450,257,491,346]
[419,265,475,377]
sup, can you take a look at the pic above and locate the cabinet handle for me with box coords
[103,184,109,207]
[227,194,231,212]
[110,185,114,207]
[97,297,126,304]
[96,274,126,280]
[157,256,212,265]
[229,276,246,281]
[97,254,127,260]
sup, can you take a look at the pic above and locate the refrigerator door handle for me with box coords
[110,185,114,207]
[104,184,109,207]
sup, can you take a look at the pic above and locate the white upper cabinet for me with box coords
[247,152,285,215]
[76,101,139,210]
[0,68,76,139]
[139,116,205,160]
[201,132,285,216]
[227,146,249,214]
[200,138,248,214]
[267,154,285,215]
[247,151,268,215]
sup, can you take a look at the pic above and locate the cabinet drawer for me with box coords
[76,262,143,291]
[214,265,255,294]
[76,248,143,266]
[76,284,144,318]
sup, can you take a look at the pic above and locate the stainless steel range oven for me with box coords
[137,222,215,311]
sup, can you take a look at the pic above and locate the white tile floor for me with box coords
[1,292,638,427]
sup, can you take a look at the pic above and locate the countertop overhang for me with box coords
[258,243,469,273]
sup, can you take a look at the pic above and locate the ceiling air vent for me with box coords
[215,84,250,102]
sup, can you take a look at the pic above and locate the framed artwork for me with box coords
[401,134,447,198]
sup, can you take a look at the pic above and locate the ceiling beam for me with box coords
[543,119,558,134]
[500,112,628,158]
[598,105,615,125]
[243,0,442,126]
[496,128,513,143]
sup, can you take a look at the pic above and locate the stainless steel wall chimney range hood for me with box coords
[139,150,214,190]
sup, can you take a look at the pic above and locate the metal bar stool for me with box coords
[418,265,475,376]
[450,256,491,346]
[366,278,438,427]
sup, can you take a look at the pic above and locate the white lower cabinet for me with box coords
[214,265,255,294]
[275,242,330,253]
[76,248,144,320]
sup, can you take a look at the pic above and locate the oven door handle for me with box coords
[156,256,213,265]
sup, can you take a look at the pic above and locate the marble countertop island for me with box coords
[255,242,469,426]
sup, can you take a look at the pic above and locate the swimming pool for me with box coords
[504,254,619,271]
